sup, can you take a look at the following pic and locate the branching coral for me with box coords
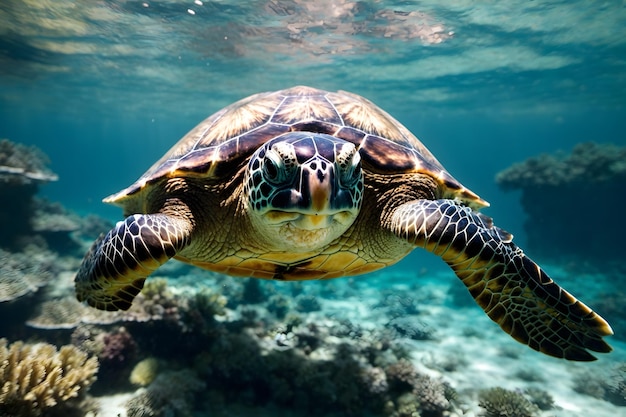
[0,338,98,416]
[477,387,538,417]
[384,358,456,416]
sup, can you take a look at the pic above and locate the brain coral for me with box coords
[0,338,99,416]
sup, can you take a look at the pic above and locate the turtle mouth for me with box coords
[264,210,356,230]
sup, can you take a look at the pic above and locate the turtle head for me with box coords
[244,132,363,250]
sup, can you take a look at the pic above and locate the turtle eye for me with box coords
[263,150,285,185]
[340,151,362,188]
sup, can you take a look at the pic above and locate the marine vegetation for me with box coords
[496,141,626,267]
[0,338,99,417]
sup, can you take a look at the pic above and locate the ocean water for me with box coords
[1,1,626,416]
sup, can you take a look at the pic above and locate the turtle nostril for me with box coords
[317,170,325,182]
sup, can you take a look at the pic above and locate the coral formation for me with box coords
[0,247,57,303]
[27,277,227,331]
[0,139,58,249]
[99,327,137,365]
[0,338,98,416]
[129,357,160,387]
[496,142,626,265]
[375,288,423,317]
[386,317,435,341]
[523,387,555,411]
[0,139,57,184]
[573,362,626,406]
[477,387,539,417]
[125,369,206,417]
[267,293,291,319]
[294,294,322,312]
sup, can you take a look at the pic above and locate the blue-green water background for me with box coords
[1,0,625,267]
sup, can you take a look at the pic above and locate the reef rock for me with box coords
[496,142,626,266]
[0,247,57,303]
[0,139,58,247]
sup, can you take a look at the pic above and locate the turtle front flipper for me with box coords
[75,213,192,311]
[387,199,613,361]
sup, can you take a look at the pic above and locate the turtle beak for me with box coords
[308,167,332,214]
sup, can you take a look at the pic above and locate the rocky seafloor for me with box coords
[1,138,625,417]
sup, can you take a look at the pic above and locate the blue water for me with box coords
[1,1,626,416]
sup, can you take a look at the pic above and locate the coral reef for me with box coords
[99,327,137,365]
[267,293,291,319]
[125,369,205,417]
[0,338,98,416]
[294,294,322,312]
[386,317,435,341]
[0,139,57,249]
[523,387,555,411]
[27,277,227,331]
[573,362,626,406]
[0,139,57,184]
[0,247,57,303]
[496,142,626,266]
[384,359,456,416]
[375,288,423,317]
[477,387,539,417]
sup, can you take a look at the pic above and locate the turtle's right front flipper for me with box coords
[75,213,192,311]
[387,199,613,361]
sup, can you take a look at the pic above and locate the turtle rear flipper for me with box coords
[388,199,613,361]
[75,213,192,311]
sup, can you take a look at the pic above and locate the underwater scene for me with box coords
[1,1,626,416]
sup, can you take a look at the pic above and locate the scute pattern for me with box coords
[106,86,477,208]
[389,199,613,361]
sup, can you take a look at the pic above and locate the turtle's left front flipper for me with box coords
[387,199,613,361]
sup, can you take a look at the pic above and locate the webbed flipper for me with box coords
[388,199,612,361]
[75,213,192,311]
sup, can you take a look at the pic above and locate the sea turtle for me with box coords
[75,86,612,361]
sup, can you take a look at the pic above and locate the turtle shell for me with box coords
[106,86,487,209]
